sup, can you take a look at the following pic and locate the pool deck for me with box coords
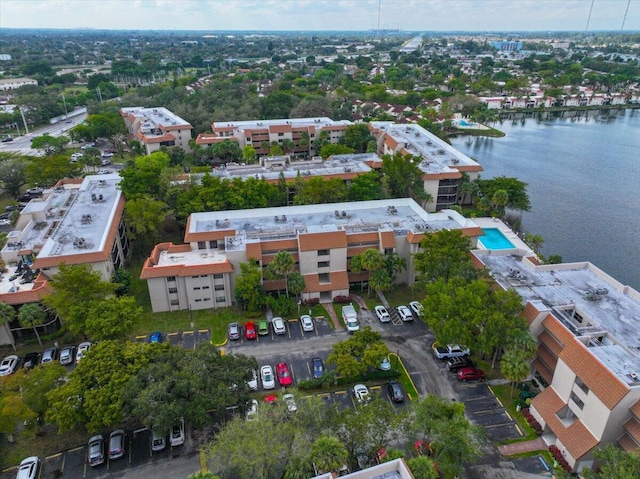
[473,218,536,255]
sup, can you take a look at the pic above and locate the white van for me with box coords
[342,304,359,333]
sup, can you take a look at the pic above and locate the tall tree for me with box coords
[44,264,114,336]
[30,134,69,156]
[327,327,390,378]
[501,349,531,398]
[234,261,266,312]
[382,153,432,207]
[124,195,169,246]
[583,444,640,479]
[0,303,17,351]
[413,229,477,284]
[85,296,140,341]
[18,303,47,346]
[311,435,349,475]
[0,156,28,198]
[266,251,296,297]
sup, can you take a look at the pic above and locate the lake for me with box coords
[450,109,640,291]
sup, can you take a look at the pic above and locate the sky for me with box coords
[1,0,639,32]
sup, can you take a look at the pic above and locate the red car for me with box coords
[457,367,485,382]
[276,362,293,387]
[244,321,257,340]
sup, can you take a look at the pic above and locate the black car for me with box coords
[311,357,324,379]
[1,137,13,143]
[22,352,40,370]
[386,380,405,403]
[445,356,475,372]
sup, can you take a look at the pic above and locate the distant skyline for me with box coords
[1,0,639,33]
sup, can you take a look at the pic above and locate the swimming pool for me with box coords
[458,120,476,127]
[479,228,516,250]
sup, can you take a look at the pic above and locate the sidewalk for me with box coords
[323,302,343,330]
[498,437,547,456]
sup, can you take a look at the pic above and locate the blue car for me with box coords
[149,331,162,343]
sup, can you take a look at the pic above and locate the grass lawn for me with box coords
[391,352,420,400]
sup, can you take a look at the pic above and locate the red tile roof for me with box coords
[298,231,347,252]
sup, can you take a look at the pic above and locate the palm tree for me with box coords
[384,252,406,283]
[359,249,385,295]
[0,302,17,351]
[282,138,295,156]
[311,436,348,475]
[18,303,47,346]
[501,350,531,398]
[491,189,509,217]
[109,132,126,158]
[266,251,296,297]
[299,131,311,157]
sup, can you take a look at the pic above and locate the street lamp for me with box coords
[189,304,194,329]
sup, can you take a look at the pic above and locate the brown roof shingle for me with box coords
[298,231,347,252]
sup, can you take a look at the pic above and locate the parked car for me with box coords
[0,218,11,226]
[272,317,286,335]
[247,369,258,391]
[0,355,19,376]
[81,142,95,150]
[397,305,413,321]
[258,319,269,336]
[244,321,257,340]
[260,365,275,390]
[409,301,424,317]
[22,352,40,370]
[59,346,75,366]
[228,322,240,341]
[300,314,314,332]
[149,331,162,343]
[170,419,185,447]
[379,356,392,371]
[1,136,14,142]
[101,152,114,158]
[445,356,475,372]
[41,347,58,364]
[374,305,390,322]
[246,399,258,421]
[75,342,91,364]
[100,158,112,166]
[276,362,293,387]
[457,367,485,382]
[283,393,298,413]
[386,380,405,402]
[311,357,324,379]
[151,428,166,452]
[87,435,104,466]
[432,343,470,360]
[352,384,370,403]
[16,456,40,479]
[108,429,125,460]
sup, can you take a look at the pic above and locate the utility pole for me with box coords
[19,106,29,134]
[62,94,69,119]
[97,86,103,103]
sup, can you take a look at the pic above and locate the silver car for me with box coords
[300,314,314,332]
[272,317,286,335]
[87,435,104,466]
[108,429,125,460]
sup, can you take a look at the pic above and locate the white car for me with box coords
[352,384,370,403]
[283,393,298,413]
[151,428,166,452]
[247,369,258,391]
[380,357,392,371]
[397,305,413,321]
[16,456,40,479]
[0,355,19,376]
[300,314,314,332]
[409,301,424,317]
[100,158,112,166]
[272,317,286,335]
[170,419,185,447]
[0,218,11,226]
[75,342,91,364]
[246,399,258,421]
[261,365,275,390]
[374,305,390,322]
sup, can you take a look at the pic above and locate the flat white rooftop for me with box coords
[203,153,377,182]
[371,121,481,174]
[477,251,640,385]
[212,116,352,129]
[121,106,192,130]
[2,174,122,261]
[157,248,228,268]
[189,198,477,252]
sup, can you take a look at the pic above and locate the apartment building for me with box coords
[0,77,37,91]
[0,174,130,346]
[140,199,482,312]
[120,107,193,155]
[195,117,352,157]
[472,249,640,472]
[368,122,483,211]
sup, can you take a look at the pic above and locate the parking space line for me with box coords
[83,462,87,478]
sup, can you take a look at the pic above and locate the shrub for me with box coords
[521,408,543,435]
[333,295,352,304]
[548,445,572,472]
[302,298,319,306]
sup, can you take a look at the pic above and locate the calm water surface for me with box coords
[450,109,640,290]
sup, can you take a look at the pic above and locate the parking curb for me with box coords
[213,337,228,347]
[389,352,419,400]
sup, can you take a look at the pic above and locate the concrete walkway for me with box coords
[323,302,343,330]
[498,437,547,456]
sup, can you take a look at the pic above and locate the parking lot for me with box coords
[134,329,211,349]
[0,427,190,479]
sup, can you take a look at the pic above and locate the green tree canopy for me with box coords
[413,229,477,284]
[342,124,376,153]
[30,134,69,156]
[25,154,82,187]
[234,261,266,312]
[327,327,390,378]
[85,296,140,341]
[583,444,640,479]
[119,151,171,200]
[0,156,28,198]
[475,176,530,212]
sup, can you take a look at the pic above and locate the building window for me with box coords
[319,273,330,283]
[168,287,178,294]
[193,287,201,291]
[198,241,206,250]
[318,249,329,256]
[195,299,202,303]
[318,261,330,268]
[202,286,210,290]
[575,377,589,395]
[215,285,225,291]
[569,391,585,410]
[167,276,176,282]
[216,297,226,303]
[170,300,179,306]
[278,132,284,137]
[209,240,218,249]
[213,274,223,279]
[384,248,394,255]
[192,275,199,279]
